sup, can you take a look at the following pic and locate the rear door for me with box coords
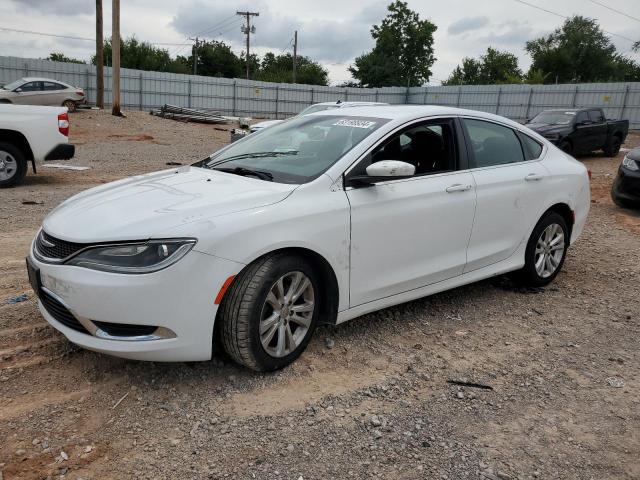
[346,117,477,306]
[42,81,67,106]
[573,110,600,152]
[587,109,607,149]
[462,118,548,272]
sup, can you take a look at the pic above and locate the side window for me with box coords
[519,133,543,160]
[463,119,524,168]
[368,120,458,176]
[43,82,64,91]
[588,110,604,123]
[576,111,589,124]
[19,82,42,92]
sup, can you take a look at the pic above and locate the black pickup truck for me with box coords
[525,107,628,157]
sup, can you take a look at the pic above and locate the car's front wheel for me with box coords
[219,253,320,371]
[515,212,569,287]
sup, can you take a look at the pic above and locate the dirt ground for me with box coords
[1,111,639,480]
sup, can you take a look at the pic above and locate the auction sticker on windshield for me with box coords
[333,119,377,129]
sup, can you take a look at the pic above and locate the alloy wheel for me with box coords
[0,150,17,182]
[259,271,315,358]
[534,223,565,278]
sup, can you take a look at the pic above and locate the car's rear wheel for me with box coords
[515,212,569,287]
[0,142,27,188]
[219,252,320,371]
[62,99,77,112]
[603,136,622,157]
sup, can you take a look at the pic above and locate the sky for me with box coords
[1,0,638,85]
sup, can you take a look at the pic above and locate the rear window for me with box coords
[43,82,65,91]
[463,119,525,167]
[588,110,604,123]
[519,133,543,160]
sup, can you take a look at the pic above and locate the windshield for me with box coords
[2,79,25,91]
[530,111,575,125]
[199,114,387,184]
[297,104,339,116]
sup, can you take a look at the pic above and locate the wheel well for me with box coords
[545,203,574,238]
[0,129,34,161]
[266,247,340,325]
[0,99,12,104]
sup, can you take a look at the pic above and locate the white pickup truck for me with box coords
[0,104,75,187]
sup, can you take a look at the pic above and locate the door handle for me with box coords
[445,183,472,193]
[524,173,543,181]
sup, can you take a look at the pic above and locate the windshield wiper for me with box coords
[214,166,274,181]
[207,150,298,166]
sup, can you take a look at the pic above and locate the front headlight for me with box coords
[622,155,639,171]
[66,239,196,273]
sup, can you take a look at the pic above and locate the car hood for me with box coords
[525,123,570,135]
[43,167,297,243]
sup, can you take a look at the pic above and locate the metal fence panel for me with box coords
[1,55,638,128]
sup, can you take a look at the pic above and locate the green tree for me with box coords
[525,16,639,83]
[47,52,85,64]
[92,37,189,74]
[191,40,243,78]
[256,52,328,85]
[443,47,522,85]
[349,1,437,87]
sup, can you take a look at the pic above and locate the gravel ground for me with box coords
[1,111,639,480]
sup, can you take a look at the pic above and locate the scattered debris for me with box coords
[447,379,494,390]
[150,105,229,124]
[112,391,130,409]
[5,294,28,304]
[21,200,43,205]
[325,337,335,349]
[42,164,91,171]
[166,161,183,166]
[606,377,625,388]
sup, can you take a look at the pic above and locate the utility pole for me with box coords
[237,11,259,79]
[292,30,297,83]
[95,0,104,108]
[190,37,198,75]
[111,0,122,116]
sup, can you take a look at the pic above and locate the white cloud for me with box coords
[0,0,638,85]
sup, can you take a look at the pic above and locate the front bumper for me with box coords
[45,143,75,161]
[28,249,243,361]
[612,166,640,207]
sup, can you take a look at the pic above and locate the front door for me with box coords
[346,118,476,307]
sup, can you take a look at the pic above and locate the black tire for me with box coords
[0,99,11,104]
[515,212,569,287]
[62,99,77,112]
[603,136,622,157]
[0,142,28,188]
[558,140,573,155]
[219,252,320,371]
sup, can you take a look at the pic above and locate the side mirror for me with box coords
[14,88,22,93]
[366,160,415,177]
[349,160,415,187]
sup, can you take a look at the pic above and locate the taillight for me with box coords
[587,169,592,181]
[76,91,85,97]
[58,112,70,136]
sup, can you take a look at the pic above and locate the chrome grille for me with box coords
[35,230,86,261]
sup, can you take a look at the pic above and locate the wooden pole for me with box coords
[111,0,121,116]
[95,0,104,109]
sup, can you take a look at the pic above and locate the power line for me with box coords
[0,26,189,47]
[511,0,636,43]
[588,0,640,24]
[170,17,242,57]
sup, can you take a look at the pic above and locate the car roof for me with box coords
[21,77,71,85]
[310,104,526,128]
[314,101,389,107]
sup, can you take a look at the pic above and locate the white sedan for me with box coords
[27,106,590,371]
